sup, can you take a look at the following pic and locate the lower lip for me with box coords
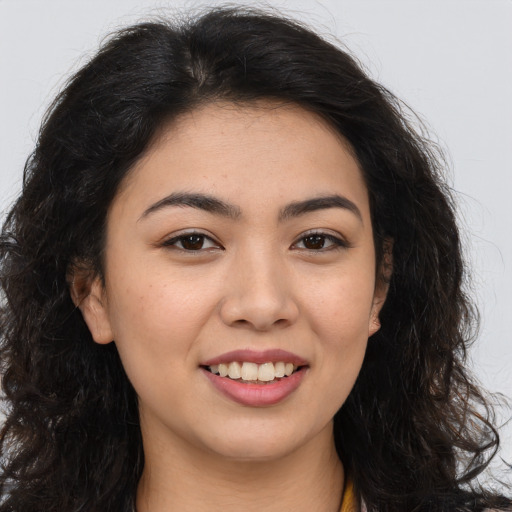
[202,367,307,407]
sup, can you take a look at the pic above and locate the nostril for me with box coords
[218,287,299,330]
[236,317,292,331]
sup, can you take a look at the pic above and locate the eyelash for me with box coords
[162,232,223,252]
[162,230,349,253]
[291,231,349,252]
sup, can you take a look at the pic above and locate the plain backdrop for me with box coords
[0,0,511,488]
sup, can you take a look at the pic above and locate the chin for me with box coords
[210,437,298,462]
[200,418,330,463]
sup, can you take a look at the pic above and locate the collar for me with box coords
[340,477,358,512]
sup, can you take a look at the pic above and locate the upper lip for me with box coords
[202,349,308,367]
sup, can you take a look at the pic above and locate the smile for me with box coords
[201,350,309,406]
[207,361,299,383]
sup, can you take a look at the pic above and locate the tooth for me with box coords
[241,362,258,381]
[258,362,275,382]
[209,364,219,374]
[284,363,294,377]
[228,361,241,379]
[218,363,229,377]
[274,362,285,378]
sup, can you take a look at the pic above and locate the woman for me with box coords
[0,6,510,512]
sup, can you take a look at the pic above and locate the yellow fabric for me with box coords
[339,477,358,512]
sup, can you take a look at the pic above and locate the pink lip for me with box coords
[202,349,308,366]
[202,366,307,407]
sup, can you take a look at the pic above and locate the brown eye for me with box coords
[180,235,206,250]
[164,233,221,251]
[302,235,327,250]
[292,232,348,251]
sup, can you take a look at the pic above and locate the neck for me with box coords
[136,423,344,512]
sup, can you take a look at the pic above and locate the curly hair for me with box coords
[0,6,510,512]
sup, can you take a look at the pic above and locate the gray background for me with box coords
[1,0,510,488]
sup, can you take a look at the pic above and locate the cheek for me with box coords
[104,266,215,367]
[304,267,375,344]
[105,275,207,404]
[310,275,372,410]
[106,252,214,328]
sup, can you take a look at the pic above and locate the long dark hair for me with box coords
[0,6,510,511]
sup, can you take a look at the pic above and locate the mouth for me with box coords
[202,361,305,385]
[200,350,309,406]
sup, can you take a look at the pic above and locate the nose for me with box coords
[219,250,299,331]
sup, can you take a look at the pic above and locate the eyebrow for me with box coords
[278,195,362,222]
[139,192,362,222]
[139,192,242,221]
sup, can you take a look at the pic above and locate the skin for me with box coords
[75,101,389,512]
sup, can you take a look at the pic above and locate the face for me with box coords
[76,102,388,462]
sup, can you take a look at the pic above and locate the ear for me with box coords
[369,238,393,337]
[68,266,114,345]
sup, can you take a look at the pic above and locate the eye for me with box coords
[163,233,222,251]
[292,232,348,251]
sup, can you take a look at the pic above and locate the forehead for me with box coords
[112,101,370,221]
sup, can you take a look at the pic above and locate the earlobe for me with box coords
[368,307,382,337]
[68,268,114,345]
[368,238,393,337]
